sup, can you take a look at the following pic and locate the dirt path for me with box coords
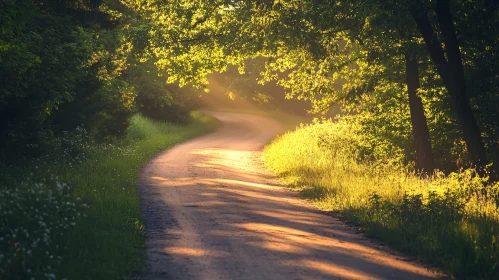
[139,112,441,280]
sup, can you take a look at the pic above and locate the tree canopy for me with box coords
[1,0,498,176]
[127,0,499,175]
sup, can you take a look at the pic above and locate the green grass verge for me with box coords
[263,119,499,279]
[0,112,218,280]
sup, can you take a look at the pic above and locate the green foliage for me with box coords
[3,0,494,170]
[86,79,137,138]
[360,176,499,278]
[0,179,86,278]
[0,113,218,279]
[456,1,499,165]
[130,0,499,172]
[1,0,498,277]
[264,119,499,278]
[0,0,201,162]
[128,61,193,124]
[0,0,89,159]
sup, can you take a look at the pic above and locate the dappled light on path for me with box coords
[139,112,441,280]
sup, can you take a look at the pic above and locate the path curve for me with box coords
[139,112,441,280]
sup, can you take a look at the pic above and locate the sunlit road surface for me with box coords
[139,112,441,280]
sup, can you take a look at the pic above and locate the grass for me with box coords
[263,119,499,279]
[0,112,218,280]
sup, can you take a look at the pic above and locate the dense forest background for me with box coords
[0,0,310,166]
[0,0,203,163]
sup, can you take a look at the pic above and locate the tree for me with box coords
[405,52,435,173]
[1,0,194,162]
[410,0,488,171]
[123,0,498,174]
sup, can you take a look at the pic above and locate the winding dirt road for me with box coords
[139,112,441,280]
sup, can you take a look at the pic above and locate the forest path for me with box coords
[138,112,440,280]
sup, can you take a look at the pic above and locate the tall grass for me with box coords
[0,112,218,280]
[264,119,499,279]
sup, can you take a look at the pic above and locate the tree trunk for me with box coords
[410,0,488,170]
[405,53,435,174]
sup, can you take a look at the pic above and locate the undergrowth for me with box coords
[0,112,218,279]
[264,118,499,279]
